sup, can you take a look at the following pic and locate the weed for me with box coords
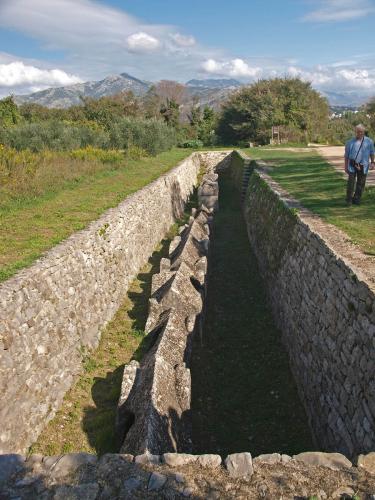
[98,223,109,238]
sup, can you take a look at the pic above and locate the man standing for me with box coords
[345,124,375,205]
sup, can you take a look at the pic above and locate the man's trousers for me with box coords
[346,170,367,203]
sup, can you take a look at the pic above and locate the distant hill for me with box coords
[320,90,369,108]
[186,78,241,89]
[15,73,151,108]
[13,71,368,110]
[14,74,242,110]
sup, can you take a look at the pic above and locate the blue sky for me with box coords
[0,0,375,99]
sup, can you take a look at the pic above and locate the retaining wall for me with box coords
[233,154,375,457]
[0,151,230,454]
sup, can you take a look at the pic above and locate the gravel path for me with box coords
[317,145,375,186]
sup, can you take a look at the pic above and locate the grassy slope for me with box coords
[191,170,314,457]
[241,148,375,255]
[0,149,190,282]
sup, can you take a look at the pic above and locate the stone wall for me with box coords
[4,449,375,499]
[116,172,219,456]
[236,157,375,457]
[0,151,231,454]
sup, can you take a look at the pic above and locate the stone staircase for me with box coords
[241,160,252,203]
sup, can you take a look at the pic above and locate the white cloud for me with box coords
[169,33,196,47]
[303,0,375,22]
[0,0,375,101]
[202,58,262,78]
[126,32,160,52]
[0,61,82,88]
[287,64,375,91]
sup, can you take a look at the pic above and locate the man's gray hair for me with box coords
[355,124,366,131]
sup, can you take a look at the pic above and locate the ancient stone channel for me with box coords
[1,151,375,498]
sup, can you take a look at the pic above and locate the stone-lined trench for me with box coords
[191,169,314,457]
[30,162,314,457]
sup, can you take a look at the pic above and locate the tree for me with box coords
[0,96,21,128]
[160,99,180,128]
[366,97,375,134]
[19,102,68,122]
[79,91,141,129]
[216,78,329,145]
[188,104,217,145]
[154,80,187,104]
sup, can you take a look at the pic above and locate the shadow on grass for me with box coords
[191,170,314,457]
[250,151,375,253]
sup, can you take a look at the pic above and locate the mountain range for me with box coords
[13,74,242,110]
[13,72,367,109]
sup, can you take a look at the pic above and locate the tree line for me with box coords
[1,77,375,153]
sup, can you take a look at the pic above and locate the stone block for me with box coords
[49,453,97,479]
[293,452,352,470]
[163,453,198,467]
[135,453,160,465]
[253,453,281,465]
[357,452,375,474]
[197,454,222,467]
[148,472,167,491]
[225,452,253,479]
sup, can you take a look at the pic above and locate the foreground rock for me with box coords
[2,452,375,499]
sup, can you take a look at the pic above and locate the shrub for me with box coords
[70,146,124,164]
[179,139,204,148]
[0,120,110,152]
[0,96,21,128]
[109,117,177,155]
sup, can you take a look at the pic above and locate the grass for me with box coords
[241,147,375,255]
[0,148,191,282]
[191,170,314,457]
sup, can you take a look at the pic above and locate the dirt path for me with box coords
[317,145,375,186]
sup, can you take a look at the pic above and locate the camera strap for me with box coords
[353,136,365,163]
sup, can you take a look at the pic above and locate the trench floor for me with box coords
[191,170,314,457]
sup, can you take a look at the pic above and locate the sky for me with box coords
[0,0,375,99]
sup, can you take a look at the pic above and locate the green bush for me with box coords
[0,115,177,156]
[0,120,110,152]
[108,117,177,155]
[179,139,204,148]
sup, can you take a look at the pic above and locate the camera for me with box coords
[349,159,364,173]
